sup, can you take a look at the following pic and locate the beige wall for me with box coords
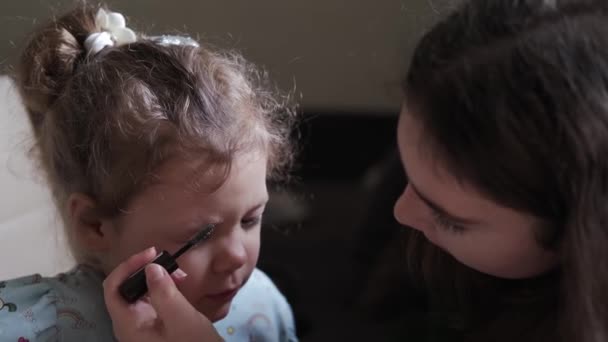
[0,76,74,279]
[0,0,452,112]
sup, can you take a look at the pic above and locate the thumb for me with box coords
[145,264,221,340]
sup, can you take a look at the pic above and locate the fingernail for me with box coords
[145,263,165,282]
[173,268,188,279]
[145,246,157,255]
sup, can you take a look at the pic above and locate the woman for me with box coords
[105,0,608,341]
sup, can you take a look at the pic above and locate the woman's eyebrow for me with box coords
[410,182,481,225]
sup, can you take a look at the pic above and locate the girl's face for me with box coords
[394,108,558,279]
[102,152,267,322]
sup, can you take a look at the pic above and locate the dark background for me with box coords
[259,112,421,341]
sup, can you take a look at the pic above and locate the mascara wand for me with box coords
[119,224,215,303]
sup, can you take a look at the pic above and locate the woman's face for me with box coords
[394,107,558,279]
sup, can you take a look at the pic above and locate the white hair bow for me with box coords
[84,9,137,55]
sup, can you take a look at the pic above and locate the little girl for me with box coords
[0,3,297,341]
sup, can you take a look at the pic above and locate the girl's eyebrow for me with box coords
[176,199,268,236]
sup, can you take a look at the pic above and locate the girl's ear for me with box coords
[67,193,117,252]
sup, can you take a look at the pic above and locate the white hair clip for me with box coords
[148,35,200,48]
[84,9,137,55]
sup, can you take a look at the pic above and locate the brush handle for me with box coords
[118,251,178,303]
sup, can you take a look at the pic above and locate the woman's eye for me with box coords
[242,215,263,228]
[431,210,466,234]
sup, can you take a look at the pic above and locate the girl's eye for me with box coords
[431,210,466,234]
[175,225,216,245]
[242,215,263,229]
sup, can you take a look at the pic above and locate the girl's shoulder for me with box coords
[214,267,298,341]
[0,266,114,341]
[238,268,295,319]
[0,273,57,340]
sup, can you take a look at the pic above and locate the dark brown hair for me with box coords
[14,2,296,264]
[402,0,608,341]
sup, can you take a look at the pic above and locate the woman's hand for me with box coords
[103,247,223,342]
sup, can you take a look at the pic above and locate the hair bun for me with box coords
[15,4,97,130]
